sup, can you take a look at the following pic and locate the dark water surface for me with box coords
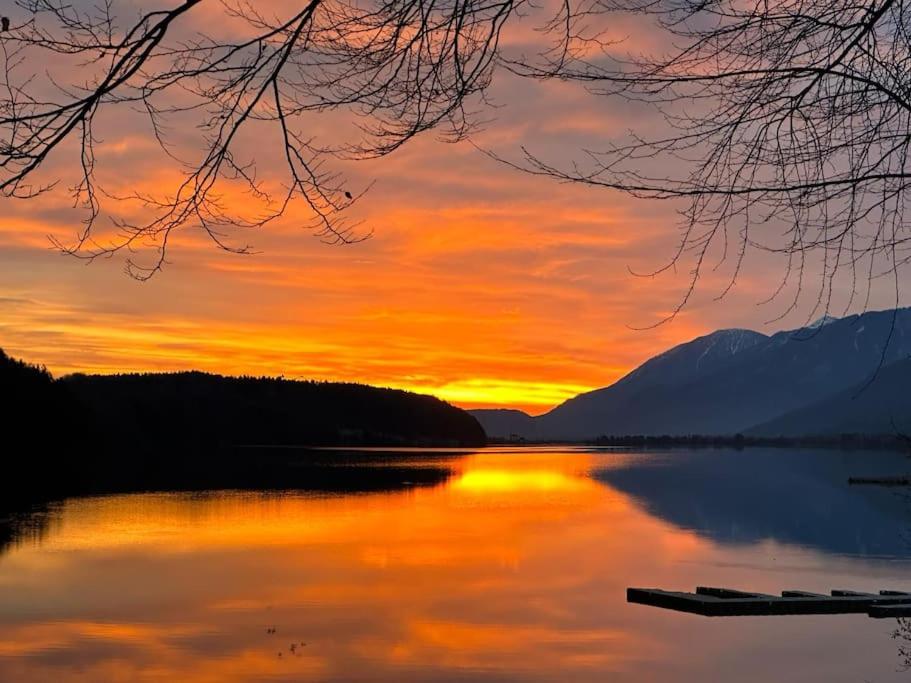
[2,446,911,681]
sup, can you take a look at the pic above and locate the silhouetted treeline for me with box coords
[0,350,485,551]
[1,349,485,491]
[1,348,83,448]
[62,371,485,450]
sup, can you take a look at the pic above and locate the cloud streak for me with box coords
[0,16,906,413]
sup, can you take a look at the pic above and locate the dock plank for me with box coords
[627,587,911,617]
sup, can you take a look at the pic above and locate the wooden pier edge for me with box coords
[627,587,911,618]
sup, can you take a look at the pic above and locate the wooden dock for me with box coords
[627,586,911,618]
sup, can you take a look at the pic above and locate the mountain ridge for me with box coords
[471,308,911,440]
[748,356,911,437]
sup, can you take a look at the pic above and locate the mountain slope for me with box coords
[474,307,911,440]
[747,357,911,437]
[471,329,768,438]
[534,328,769,438]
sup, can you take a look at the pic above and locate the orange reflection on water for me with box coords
[0,447,907,682]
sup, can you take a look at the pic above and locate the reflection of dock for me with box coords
[627,587,911,618]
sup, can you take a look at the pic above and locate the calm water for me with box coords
[2,446,911,681]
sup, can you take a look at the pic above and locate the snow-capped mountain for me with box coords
[471,307,911,439]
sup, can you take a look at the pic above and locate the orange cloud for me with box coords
[1,30,899,415]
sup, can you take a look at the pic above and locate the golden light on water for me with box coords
[0,448,907,682]
[451,469,598,493]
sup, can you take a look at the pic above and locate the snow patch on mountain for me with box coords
[696,329,763,368]
[808,314,839,329]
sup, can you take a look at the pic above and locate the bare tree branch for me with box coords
[516,0,911,322]
[0,0,553,277]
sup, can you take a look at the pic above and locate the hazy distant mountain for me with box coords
[749,357,911,437]
[467,408,537,440]
[472,308,911,440]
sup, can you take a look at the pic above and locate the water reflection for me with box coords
[0,449,460,555]
[595,448,911,557]
[0,447,909,681]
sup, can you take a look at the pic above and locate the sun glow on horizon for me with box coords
[401,378,597,413]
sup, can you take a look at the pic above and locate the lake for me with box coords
[2,446,911,681]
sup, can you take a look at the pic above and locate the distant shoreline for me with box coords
[487,433,911,452]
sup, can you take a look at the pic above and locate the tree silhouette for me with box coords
[514,0,911,322]
[0,0,539,277]
[2,0,910,313]
[62,370,486,448]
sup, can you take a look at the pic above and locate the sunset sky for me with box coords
[0,4,906,415]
